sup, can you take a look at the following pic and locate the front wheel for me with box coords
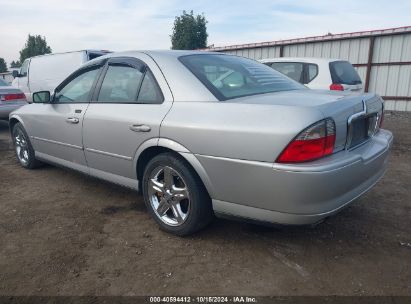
[12,122,42,169]
[142,153,213,236]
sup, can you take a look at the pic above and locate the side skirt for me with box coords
[35,151,139,191]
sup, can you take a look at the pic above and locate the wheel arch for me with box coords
[8,116,25,135]
[135,138,215,198]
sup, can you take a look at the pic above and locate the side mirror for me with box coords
[12,70,19,78]
[32,91,51,103]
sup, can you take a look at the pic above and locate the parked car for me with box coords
[9,51,392,236]
[260,57,363,92]
[12,50,111,102]
[0,79,27,120]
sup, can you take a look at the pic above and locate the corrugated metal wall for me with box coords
[214,30,411,111]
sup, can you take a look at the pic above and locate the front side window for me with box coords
[270,62,304,83]
[55,67,101,103]
[180,55,304,100]
[0,79,8,86]
[20,59,29,77]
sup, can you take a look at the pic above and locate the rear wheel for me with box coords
[142,153,213,236]
[12,123,42,169]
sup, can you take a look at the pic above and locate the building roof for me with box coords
[259,57,341,64]
[206,26,411,52]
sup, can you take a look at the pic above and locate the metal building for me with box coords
[207,26,411,111]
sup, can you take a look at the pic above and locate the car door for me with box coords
[82,55,173,185]
[26,61,104,172]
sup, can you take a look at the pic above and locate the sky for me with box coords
[1,0,410,66]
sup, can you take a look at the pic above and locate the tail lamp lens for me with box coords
[0,93,26,101]
[330,83,344,91]
[379,110,384,128]
[276,118,336,163]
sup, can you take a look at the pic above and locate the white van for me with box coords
[12,50,110,101]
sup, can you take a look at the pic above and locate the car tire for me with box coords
[12,122,42,169]
[142,152,213,236]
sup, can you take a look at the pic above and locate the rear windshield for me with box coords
[0,79,8,86]
[329,61,362,85]
[179,54,304,100]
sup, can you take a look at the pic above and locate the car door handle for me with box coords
[129,124,151,132]
[66,117,79,124]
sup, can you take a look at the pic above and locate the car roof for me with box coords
[27,49,112,60]
[95,50,224,60]
[84,50,230,67]
[259,57,345,64]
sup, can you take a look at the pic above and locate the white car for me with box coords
[12,50,110,102]
[260,57,363,92]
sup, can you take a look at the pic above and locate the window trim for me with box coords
[91,57,164,105]
[52,60,106,104]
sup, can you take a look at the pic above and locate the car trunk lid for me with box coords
[230,89,383,152]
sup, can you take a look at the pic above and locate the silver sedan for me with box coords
[9,51,393,235]
[0,78,27,120]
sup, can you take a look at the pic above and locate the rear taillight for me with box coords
[330,83,344,91]
[0,93,26,101]
[379,110,384,128]
[277,118,336,163]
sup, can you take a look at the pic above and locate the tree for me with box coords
[19,34,52,63]
[0,58,7,73]
[10,60,21,68]
[171,11,208,50]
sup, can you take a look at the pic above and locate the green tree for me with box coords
[19,34,52,63]
[0,58,7,73]
[10,60,21,68]
[171,11,208,50]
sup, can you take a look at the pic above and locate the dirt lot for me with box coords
[0,112,410,296]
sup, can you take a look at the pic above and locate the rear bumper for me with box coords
[198,129,393,225]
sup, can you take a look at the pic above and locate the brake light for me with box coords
[330,83,344,91]
[0,93,26,101]
[379,111,384,128]
[277,118,336,163]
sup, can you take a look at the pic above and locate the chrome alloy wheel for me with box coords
[14,129,30,166]
[148,166,191,226]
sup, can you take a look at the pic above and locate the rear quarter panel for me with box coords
[160,101,324,163]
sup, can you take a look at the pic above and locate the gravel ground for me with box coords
[0,112,410,296]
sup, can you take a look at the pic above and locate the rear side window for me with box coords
[98,65,143,102]
[0,79,7,86]
[269,62,304,83]
[180,55,304,100]
[329,61,362,85]
[307,64,318,83]
[137,71,164,104]
[97,65,164,104]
